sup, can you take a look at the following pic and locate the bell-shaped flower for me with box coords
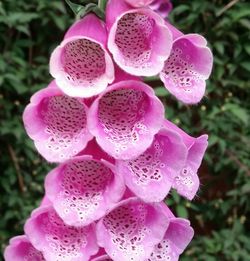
[45,155,125,227]
[150,0,173,18]
[148,204,194,260]
[23,81,92,162]
[88,80,164,160]
[160,34,213,104]
[24,206,98,261]
[96,197,169,261]
[106,0,173,76]
[117,127,187,202]
[50,14,114,98]
[164,120,208,200]
[4,235,45,261]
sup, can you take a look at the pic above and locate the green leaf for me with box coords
[176,205,188,218]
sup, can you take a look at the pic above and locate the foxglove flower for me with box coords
[24,206,98,261]
[45,156,125,226]
[106,0,173,76]
[148,204,194,260]
[23,81,92,162]
[88,80,164,160]
[96,197,169,261]
[164,120,208,200]
[4,235,45,261]
[160,34,213,104]
[50,14,114,98]
[117,127,187,202]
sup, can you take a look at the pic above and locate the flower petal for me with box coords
[50,14,114,98]
[160,33,213,104]
[24,206,98,261]
[88,80,164,160]
[164,120,208,200]
[45,156,125,226]
[107,0,173,76]
[96,197,170,261]
[23,82,92,162]
[4,235,45,261]
[117,127,187,202]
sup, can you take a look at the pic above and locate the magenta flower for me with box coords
[24,206,98,261]
[45,156,125,226]
[50,14,114,98]
[96,197,169,261]
[23,81,92,162]
[150,0,173,18]
[148,204,194,260]
[4,235,45,261]
[160,34,213,104]
[106,0,172,76]
[88,80,164,160]
[117,127,187,202]
[164,120,209,200]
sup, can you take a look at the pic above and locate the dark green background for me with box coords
[0,0,250,260]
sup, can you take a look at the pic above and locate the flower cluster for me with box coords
[4,0,213,260]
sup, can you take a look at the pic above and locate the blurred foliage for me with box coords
[0,0,250,260]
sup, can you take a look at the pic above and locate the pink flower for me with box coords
[148,204,194,260]
[4,235,45,261]
[88,80,164,160]
[117,127,187,202]
[164,120,209,200]
[50,14,114,98]
[24,206,98,261]
[23,81,92,162]
[96,197,170,261]
[160,34,213,104]
[106,0,172,76]
[45,155,125,227]
[150,0,173,18]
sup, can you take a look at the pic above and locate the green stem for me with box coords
[98,0,106,12]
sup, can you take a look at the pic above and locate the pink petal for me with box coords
[160,33,213,104]
[24,206,98,261]
[23,81,93,163]
[4,235,45,261]
[88,80,165,160]
[164,120,208,200]
[45,156,125,227]
[150,0,173,18]
[117,127,187,202]
[125,0,154,8]
[96,197,170,261]
[107,0,173,76]
[50,14,114,98]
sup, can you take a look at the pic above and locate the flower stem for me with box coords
[98,0,106,12]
